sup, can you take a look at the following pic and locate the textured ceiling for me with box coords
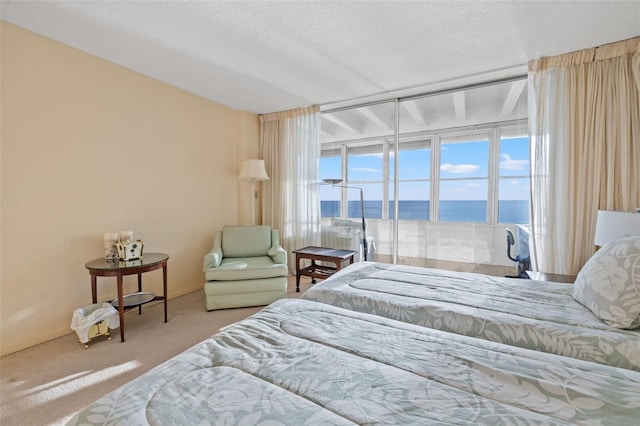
[1,1,639,114]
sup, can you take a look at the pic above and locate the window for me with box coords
[347,144,383,219]
[320,77,529,225]
[438,135,489,223]
[319,147,341,218]
[498,130,530,224]
[390,139,431,220]
[321,125,528,225]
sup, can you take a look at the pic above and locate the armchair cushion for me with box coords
[221,225,272,257]
[203,231,223,271]
[205,256,288,281]
[268,245,287,265]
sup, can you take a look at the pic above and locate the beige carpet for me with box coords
[0,275,313,426]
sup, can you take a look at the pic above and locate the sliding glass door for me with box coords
[320,77,529,269]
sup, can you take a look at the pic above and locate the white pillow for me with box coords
[573,235,640,329]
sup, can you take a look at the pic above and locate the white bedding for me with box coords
[302,261,640,370]
[68,298,640,425]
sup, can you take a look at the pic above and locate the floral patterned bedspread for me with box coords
[68,299,640,425]
[302,262,640,371]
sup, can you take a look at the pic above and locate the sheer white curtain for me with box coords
[528,37,640,274]
[260,106,321,272]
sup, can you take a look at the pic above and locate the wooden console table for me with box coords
[293,246,358,292]
[85,252,169,342]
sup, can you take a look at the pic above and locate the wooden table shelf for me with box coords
[293,246,358,292]
[85,253,169,342]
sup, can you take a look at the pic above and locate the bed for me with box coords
[68,298,640,425]
[301,261,640,371]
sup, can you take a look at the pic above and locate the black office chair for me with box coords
[506,229,530,279]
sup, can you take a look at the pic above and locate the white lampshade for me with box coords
[594,210,640,247]
[239,159,269,181]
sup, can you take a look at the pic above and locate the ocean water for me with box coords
[321,200,530,224]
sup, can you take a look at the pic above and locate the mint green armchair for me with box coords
[203,225,288,310]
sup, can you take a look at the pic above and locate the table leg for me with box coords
[116,273,125,342]
[91,275,97,303]
[310,259,317,284]
[295,254,301,292]
[163,263,168,323]
[137,273,142,315]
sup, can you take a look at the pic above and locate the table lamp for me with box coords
[594,210,640,247]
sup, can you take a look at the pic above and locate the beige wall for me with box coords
[0,22,259,356]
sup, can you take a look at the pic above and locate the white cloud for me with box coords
[466,182,481,188]
[372,152,395,159]
[351,167,379,173]
[440,163,480,174]
[500,154,529,171]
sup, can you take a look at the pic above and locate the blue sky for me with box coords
[320,137,530,201]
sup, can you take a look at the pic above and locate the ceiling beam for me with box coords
[500,79,527,117]
[402,100,426,127]
[452,91,466,122]
[321,128,335,140]
[359,106,392,132]
[323,114,362,134]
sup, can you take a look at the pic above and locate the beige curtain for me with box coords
[260,106,321,272]
[528,37,640,274]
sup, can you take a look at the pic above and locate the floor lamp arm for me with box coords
[359,188,368,261]
[326,180,368,261]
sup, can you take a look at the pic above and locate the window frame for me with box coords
[320,120,529,225]
[389,137,432,221]
[496,126,531,224]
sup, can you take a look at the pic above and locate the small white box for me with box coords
[116,240,144,261]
